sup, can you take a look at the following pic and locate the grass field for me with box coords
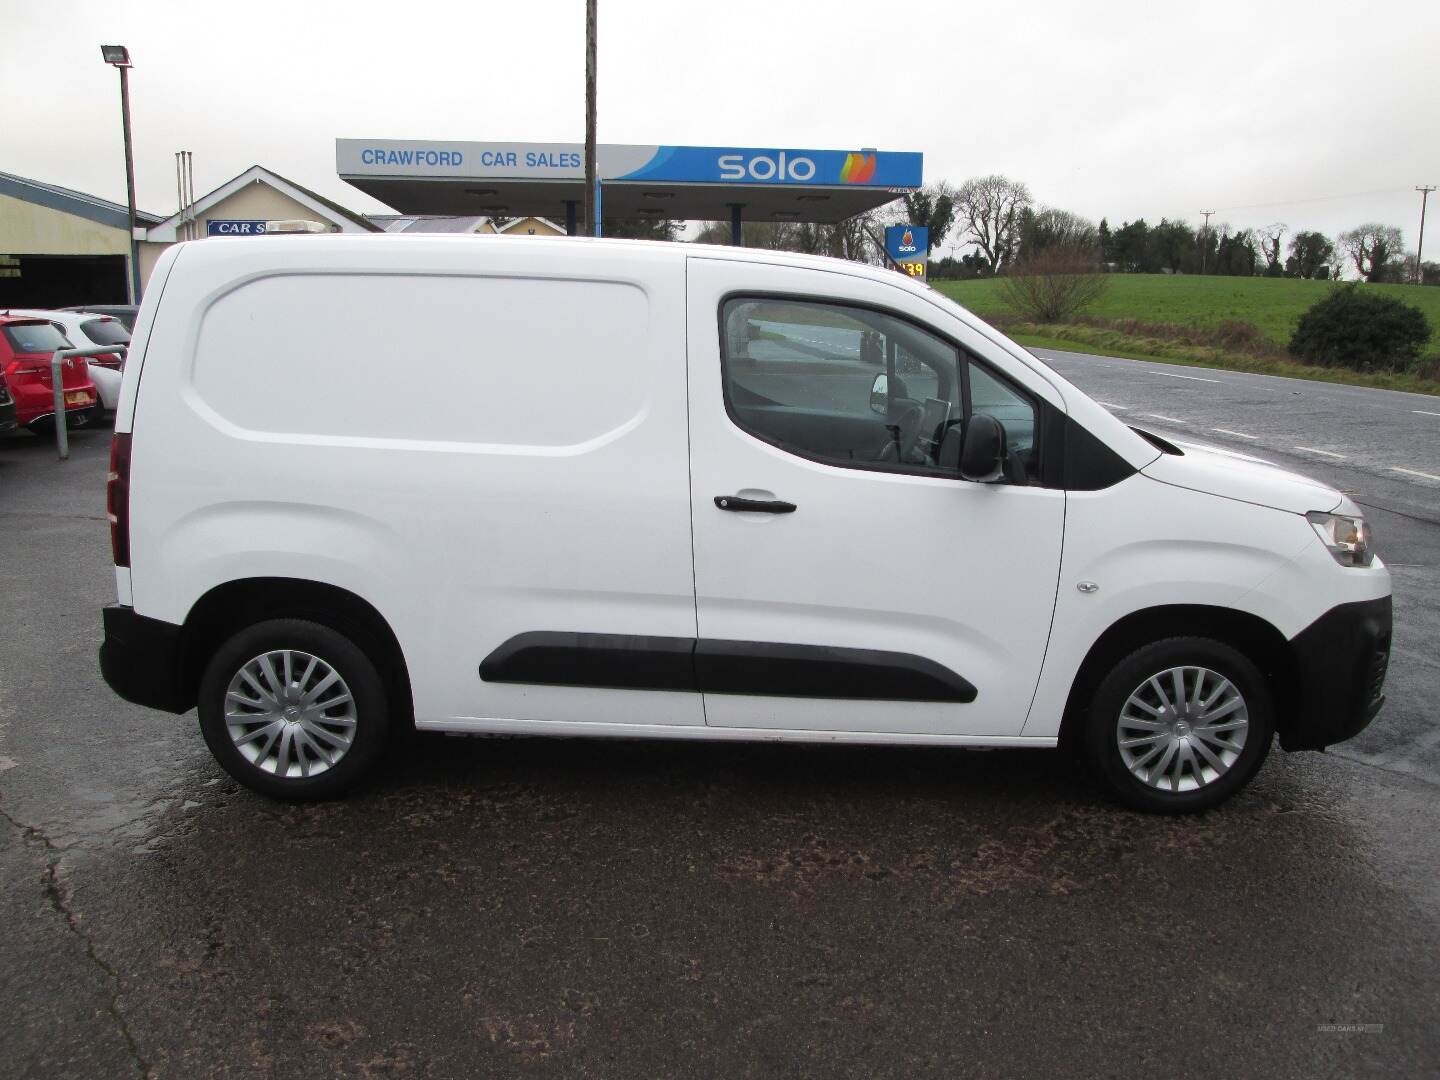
[934,274,1440,353]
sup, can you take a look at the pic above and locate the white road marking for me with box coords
[1414,410,1440,418]
[1294,446,1347,459]
[1211,428,1257,439]
[1391,467,1440,482]
[1096,401,1129,410]
[1150,371,1221,383]
[1141,413,1188,424]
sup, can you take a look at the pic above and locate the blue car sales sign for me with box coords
[337,140,924,189]
[207,220,268,236]
[885,225,930,279]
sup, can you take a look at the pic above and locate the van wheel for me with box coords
[1082,637,1273,814]
[197,619,390,801]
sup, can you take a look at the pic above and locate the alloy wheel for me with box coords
[1116,665,1249,793]
[223,650,357,778]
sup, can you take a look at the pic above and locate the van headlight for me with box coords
[1306,511,1373,567]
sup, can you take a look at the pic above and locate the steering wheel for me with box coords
[876,402,924,464]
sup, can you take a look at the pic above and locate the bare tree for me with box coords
[707,214,880,264]
[601,216,681,241]
[1339,223,1404,281]
[793,211,882,264]
[1256,222,1287,272]
[829,211,881,262]
[693,220,799,249]
[955,175,1032,274]
[693,221,731,245]
[998,247,1109,322]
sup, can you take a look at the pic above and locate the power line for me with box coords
[1200,210,1215,275]
[1207,186,1411,216]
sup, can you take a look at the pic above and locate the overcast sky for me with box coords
[5,0,1437,256]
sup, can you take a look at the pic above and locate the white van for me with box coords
[99,236,1391,812]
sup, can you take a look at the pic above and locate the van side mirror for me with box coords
[959,413,1007,483]
[869,374,888,415]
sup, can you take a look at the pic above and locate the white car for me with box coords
[98,236,1391,812]
[9,309,130,413]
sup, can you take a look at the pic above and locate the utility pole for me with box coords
[1417,186,1435,284]
[582,0,597,238]
[1200,210,1215,275]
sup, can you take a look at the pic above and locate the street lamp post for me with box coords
[100,45,141,304]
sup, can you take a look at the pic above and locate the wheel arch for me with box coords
[178,577,413,724]
[1057,604,1298,752]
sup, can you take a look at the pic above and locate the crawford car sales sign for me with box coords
[337,140,923,188]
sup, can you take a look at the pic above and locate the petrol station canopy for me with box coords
[336,139,922,228]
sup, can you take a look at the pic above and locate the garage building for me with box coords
[0,170,162,308]
[138,164,382,285]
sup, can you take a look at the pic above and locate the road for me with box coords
[1032,348,1440,512]
[2,365,1439,1078]
[1031,348,1440,782]
[1029,348,1440,783]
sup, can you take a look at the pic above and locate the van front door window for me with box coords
[719,297,1037,480]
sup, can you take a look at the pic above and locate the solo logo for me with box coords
[899,229,915,251]
[717,151,817,182]
[840,152,877,183]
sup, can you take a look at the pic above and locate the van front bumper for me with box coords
[1279,595,1391,751]
[99,604,192,714]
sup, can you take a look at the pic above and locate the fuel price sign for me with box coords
[885,225,930,280]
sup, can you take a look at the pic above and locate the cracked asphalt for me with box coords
[3,371,1439,1078]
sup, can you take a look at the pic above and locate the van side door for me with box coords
[684,257,1065,737]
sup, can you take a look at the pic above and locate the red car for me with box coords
[0,314,99,432]
[0,372,16,433]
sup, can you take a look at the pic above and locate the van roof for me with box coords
[175,232,932,299]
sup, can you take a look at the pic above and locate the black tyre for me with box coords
[1082,637,1273,814]
[198,618,391,801]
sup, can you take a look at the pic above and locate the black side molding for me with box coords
[478,632,695,692]
[479,632,976,704]
[694,639,975,702]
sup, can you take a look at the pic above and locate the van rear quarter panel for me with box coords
[128,237,702,727]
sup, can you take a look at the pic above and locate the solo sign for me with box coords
[885,225,930,279]
[718,151,816,182]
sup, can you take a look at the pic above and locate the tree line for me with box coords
[918,176,1435,284]
[686,175,1436,286]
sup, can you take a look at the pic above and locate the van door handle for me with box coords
[714,495,797,514]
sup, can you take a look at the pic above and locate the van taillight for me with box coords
[107,433,132,567]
